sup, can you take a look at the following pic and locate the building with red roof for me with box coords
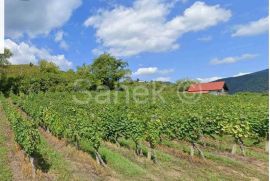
[187,81,228,95]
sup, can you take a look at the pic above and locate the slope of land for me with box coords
[215,69,269,94]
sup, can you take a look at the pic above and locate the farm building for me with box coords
[187,81,228,95]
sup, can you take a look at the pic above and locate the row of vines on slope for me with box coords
[0,95,40,176]
[12,92,269,164]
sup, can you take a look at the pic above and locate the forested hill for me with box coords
[215,69,269,94]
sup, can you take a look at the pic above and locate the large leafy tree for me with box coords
[90,53,130,89]
[0,48,12,66]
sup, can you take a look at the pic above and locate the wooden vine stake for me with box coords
[29,156,36,179]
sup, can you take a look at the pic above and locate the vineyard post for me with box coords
[94,149,106,167]
[265,134,269,153]
[194,143,205,160]
[152,149,157,163]
[190,144,195,157]
[238,138,246,156]
[29,156,36,179]
[135,141,143,156]
[114,136,120,147]
[231,143,237,154]
[147,142,151,161]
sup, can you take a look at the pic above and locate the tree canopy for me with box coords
[39,60,60,73]
[90,53,130,89]
[0,48,13,66]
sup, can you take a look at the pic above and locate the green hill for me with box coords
[215,69,269,94]
[0,64,40,77]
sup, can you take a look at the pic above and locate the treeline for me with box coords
[0,48,199,95]
[0,50,132,95]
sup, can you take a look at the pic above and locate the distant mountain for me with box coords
[214,69,269,94]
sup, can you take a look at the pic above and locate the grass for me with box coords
[160,138,269,180]
[0,129,12,181]
[0,104,12,181]
[100,146,145,177]
[80,139,145,179]
[119,138,173,162]
[117,139,242,180]
[37,135,72,181]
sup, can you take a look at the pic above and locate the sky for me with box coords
[4,0,269,82]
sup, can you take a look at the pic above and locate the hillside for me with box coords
[215,69,269,94]
[0,64,40,77]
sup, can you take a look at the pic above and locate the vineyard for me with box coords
[0,91,269,180]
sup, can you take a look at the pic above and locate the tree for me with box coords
[39,60,59,73]
[0,48,12,66]
[90,53,130,90]
[77,64,91,77]
[176,79,198,92]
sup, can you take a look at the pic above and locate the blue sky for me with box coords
[4,0,269,82]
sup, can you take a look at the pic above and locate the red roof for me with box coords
[188,81,225,92]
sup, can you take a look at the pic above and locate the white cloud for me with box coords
[198,35,212,42]
[158,68,174,74]
[59,41,69,50]
[133,67,158,76]
[210,53,258,65]
[232,16,268,37]
[5,0,81,38]
[133,67,174,76]
[233,72,251,77]
[196,76,223,83]
[155,77,171,82]
[85,0,231,57]
[55,31,69,50]
[55,31,64,42]
[5,39,72,70]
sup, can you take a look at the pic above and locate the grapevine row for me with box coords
[12,92,269,163]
